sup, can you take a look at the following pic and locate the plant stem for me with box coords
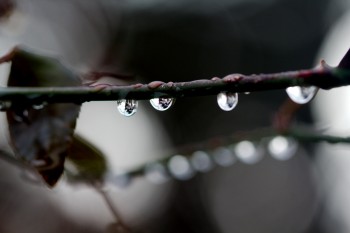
[0,62,348,104]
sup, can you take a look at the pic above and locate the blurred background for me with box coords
[0,0,349,232]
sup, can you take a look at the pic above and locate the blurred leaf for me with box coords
[5,46,81,187]
[65,134,107,184]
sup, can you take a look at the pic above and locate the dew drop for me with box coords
[217,92,238,111]
[150,97,175,111]
[191,151,213,172]
[268,136,298,161]
[117,99,138,117]
[0,101,11,111]
[144,163,170,184]
[234,140,262,164]
[286,86,318,104]
[168,155,195,180]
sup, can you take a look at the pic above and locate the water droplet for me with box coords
[150,97,175,111]
[286,86,318,104]
[213,147,236,167]
[191,151,213,172]
[234,140,262,164]
[268,136,298,161]
[0,101,11,111]
[144,163,170,184]
[32,102,47,110]
[217,92,238,111]
[168,155,195,180]
[244,92,250,95]
[117,99,138,117]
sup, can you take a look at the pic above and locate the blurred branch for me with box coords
[285,129,350,144]
[121,127,350,181]
[0,60,349,105]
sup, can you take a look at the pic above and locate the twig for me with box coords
[0,61,348,105]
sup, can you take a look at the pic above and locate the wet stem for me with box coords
[0,58,349,106]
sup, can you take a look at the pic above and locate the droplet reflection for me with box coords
[150,97,175,111]
[286,86,318,104]
[117,99,138,117]
[217,92,238,111]
[32,102,47,110]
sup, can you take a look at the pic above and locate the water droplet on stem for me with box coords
[217,92,238,111]
[286,86,318,104]
[117,99,138,117]
[150,97,175,111]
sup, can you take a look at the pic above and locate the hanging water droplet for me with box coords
[0,101,11,111]
[191,151,213,172]
[286,86,318,104]
[168,155,195,180]
[32,102,47,110]
[150,97,175,111]
[117,99,138,117]
[213,147,236,167]
[144,163,170,184]
[234,140,263,164]
[217,92,238,111]
[268,136,298,161]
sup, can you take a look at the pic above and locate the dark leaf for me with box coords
[65,134,107,184]
[4,46,81,187]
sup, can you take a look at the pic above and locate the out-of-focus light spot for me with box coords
[191,150,213,172]
[213,147,236,167]
[168,155,195,180]
[144,163,169,184]
[268,136,298,161]
[234,140,262,164]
